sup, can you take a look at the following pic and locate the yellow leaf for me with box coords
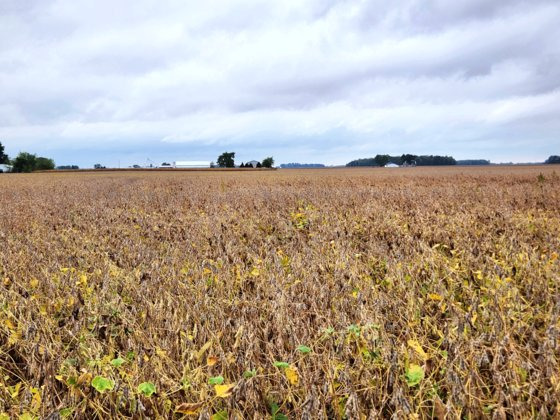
[250,268,260,277]
[30,278,39,288]
[285,367,299,385]
[214,383,235,398]
[156,347,167,358]
[11,382,22,399]
[407,339,428,361]
[207,356,218,366]
[176,402,204,414]
[30,387,41,412]
[4,319,16,330]
[428,293,443,301]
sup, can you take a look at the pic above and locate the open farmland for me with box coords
[1,166,559,419]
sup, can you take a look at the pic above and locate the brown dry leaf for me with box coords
[196,341,212,362]
[207,356,218,366]
[433,396,446,419]
[77,372,92,386]
[214,383,235,398]
[175,402,204,415]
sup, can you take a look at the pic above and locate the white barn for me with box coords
[173,161,211,168]
[384,163,399,168]
[0,164,12,173]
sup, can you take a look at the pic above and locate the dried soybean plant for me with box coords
[0,166,559,418]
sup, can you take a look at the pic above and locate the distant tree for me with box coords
[210,161,216,168]
[36,157,55,170]
[281,163,325,168]
[0,141,9,164]
[401,154,417,165]
[256,162,262,168]
[457,159,490,165]
[12,152,37,173]
[374,154,390,167]
[262,157,274,168]
[545,155,560,164]
[346,158,376,167]
[217,152,235,168]
[349,155,456,167]
[415,155,456,166]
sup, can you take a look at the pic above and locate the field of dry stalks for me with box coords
[1,166,559,419]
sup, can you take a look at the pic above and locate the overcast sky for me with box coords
[1,0,559,167]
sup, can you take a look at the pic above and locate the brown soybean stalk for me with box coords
[0,166,559,418]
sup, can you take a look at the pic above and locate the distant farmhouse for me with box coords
[160,161,212,169]
[0,164,12,173]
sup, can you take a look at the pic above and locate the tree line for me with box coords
[215,152,274,168]
[0,141,56,172]
[346,154,457,167]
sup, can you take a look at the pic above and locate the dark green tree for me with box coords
[374,154,390,167]
[545,155,560,164]
[401,154,417,165]
[256,162,262,168]
[12,152,38,173]
[217,152,235,168]
[262,157,274,168]
[36,157,55,170]
[0,141,9,164]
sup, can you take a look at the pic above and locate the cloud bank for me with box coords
[1,0,559,166]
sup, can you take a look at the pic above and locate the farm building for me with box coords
[0,164,12,173]
[385,163,399,168]
[246,160,260,168]
[173,161,212,168]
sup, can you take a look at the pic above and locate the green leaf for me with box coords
[137,382,156,397]
[208,376,224,385]
[405,364,424,387]
[347,324,361,336]
[243,369,257,378]
[273,361,290,369]
[211,410,228,420]
[91,376,114,393]
[270,402,289,420]
[111,357,125,367]
[59,408,73,418]
[296,345,312,354]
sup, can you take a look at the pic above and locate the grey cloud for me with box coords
[1,0,559,166]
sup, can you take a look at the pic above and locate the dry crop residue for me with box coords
[0,166,559,418]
